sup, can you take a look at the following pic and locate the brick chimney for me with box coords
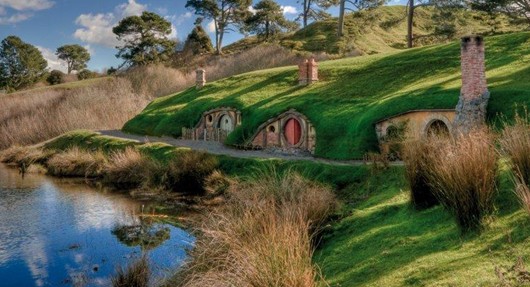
[196,68,206,89]
[453,35,490,134]
[298,58,318,86]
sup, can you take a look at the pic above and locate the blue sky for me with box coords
[0,0,406,72]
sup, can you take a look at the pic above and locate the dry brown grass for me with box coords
[104,147,163,189]
[173,169,336,287]
[166,151,219,194]
[122,65,195,98]
[112,256,150,287]
[402,138,441,210]
[0,78,150,150]
[46,147,107,178]
[426,129,499,233]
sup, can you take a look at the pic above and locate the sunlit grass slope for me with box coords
[124,32,530,160]
[316,166,530,286]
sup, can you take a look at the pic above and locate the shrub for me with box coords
[111,256,150,287]
[104,147,164,189]
[166,151,218,194]
[46,70,65,85]
[402,138,440,210]
[77,69,97,80]
[173,170,336,287]
[46,147,107,178]
[427,129,498,233]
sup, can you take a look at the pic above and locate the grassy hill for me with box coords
[225,5,525,55]
[124,31,530,160]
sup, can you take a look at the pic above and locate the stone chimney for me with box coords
[453,35,490,134]
[196,68,206,89]
[298,58,318,86]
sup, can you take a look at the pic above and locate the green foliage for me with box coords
[184,24,214,55]
[0,36,48,90]
[124,32,530,160]
[113,11,177,66]
[46,70,65,85]
[56,44,90,74]
[244,0,299,41]
[185,0,252,54]
[470,0,530,24]
[77,69,97,80]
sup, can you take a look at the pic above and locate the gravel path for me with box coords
[99,130,403,167]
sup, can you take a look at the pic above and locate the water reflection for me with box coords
[0,164,193,287]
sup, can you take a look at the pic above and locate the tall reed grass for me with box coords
[427,129,498,233]
[112,256,150,287]
[173,169,337,287]
[500,114,530,216]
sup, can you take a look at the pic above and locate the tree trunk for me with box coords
[338,0,345,37]
[218,28,224,55]
[303,0,309,28]
[407,0,415,48]
[265,20,270,40]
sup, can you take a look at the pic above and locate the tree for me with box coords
[47,70,65,85]
[298,0,338,28]
[77,69,97,80]
[471,0,530,24]
[186,0,252,54]
[337,0,387,37]
[56,44,90,74]
[113,11,177,67]
[244,0,299,40]
[0,36,48,90]
[184,19,215,55]
[405,0,463,48]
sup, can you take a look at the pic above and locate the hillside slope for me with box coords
[124,32,530,160]
[225,5,525,55]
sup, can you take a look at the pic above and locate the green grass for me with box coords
[316,166,530,286]
[224,5,523,55]
[44,130,371,188]
[124,32,530,160]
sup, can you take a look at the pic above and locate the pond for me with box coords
[0,164,194,287]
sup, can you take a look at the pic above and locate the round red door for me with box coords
[284,118,302,145]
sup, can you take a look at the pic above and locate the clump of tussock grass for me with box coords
[46,147,107,178]
[500,114,530,216]
[111,256,150,287]
[427,129,499,233]
[173,169,336,287]
[104,147,164,189]
[402,138,441,210]
[166,151,218,194]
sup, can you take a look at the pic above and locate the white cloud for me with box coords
[37,46,67,73]
[0,0,54,11]
[207,20,216,33]
[74,13,120,48]
[248,5,257,15]
[169,24,177,39]
[117,0,146,17]
[281,5,298,15]
[0,13,31,24]
[0,0,54,25]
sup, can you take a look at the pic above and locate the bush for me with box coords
[104,147,164,189]
[402,138,440,210]
[46,147,107,178]
[427,130,498,233]
[173,170,336,287]
[500,114,530,185]
[166,151,218,194]
[46,70,65,85]
[112,256,150,287]
[77,69,97,80]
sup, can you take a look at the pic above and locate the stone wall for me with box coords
[453,36,490,134]
[251,109,316,154]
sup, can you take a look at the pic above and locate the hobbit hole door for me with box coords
[285,118,302,146]
[427,120,450,137]
[219,115,234,132]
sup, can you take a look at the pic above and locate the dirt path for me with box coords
[99,130,403,167]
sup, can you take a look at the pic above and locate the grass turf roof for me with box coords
[123,32,530,160]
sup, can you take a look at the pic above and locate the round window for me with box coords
[207,115,213,122]
[268,125,276,133]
